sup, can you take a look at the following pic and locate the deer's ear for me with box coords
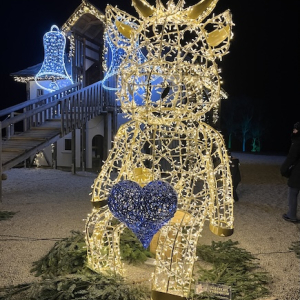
[187,0,219,20]
[132,0,155,18]
[204,10,233,58]
[115,20,133,39]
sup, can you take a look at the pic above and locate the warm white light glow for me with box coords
[85,0,234,298]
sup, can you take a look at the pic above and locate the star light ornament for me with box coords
[85,0,234,299]
[35,25,73,92]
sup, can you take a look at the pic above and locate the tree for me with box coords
[240,114,253,152]
[221,95,268,152]
[220,97,238,150]
[249,106,268,153]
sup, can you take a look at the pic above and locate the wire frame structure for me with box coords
[85,0,234,298]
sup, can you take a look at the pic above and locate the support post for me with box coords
[103,114,108,161]
[81,124,86,171]
[0,122,2,200]
[52,142,57,169]
[71,129,76,174]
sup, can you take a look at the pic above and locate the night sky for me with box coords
[1,0,299,153]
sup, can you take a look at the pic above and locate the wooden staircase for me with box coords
[1,119,61,171]
[0,80,116,195]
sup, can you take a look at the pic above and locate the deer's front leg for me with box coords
[86,207,125,275]
[86,122,136,275]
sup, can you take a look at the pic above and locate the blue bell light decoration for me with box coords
[34,25,73,92]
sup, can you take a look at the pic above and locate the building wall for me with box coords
[85,114,115,170]
[33,130,82,169]
[56,130,81,168]
[28,80,51,100]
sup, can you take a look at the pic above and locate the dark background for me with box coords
[0,0,299,154]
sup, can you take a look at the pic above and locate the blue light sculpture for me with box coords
[35,25,73,92]
[108,180,178,248]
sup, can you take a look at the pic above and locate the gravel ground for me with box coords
[0,152,299,299]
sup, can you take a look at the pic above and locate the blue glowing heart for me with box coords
[108,180,177,248]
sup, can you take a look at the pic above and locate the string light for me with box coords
[84,0,234,298]
[34,152,44,167]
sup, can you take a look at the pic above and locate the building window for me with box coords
[65,139,72,151]
[37,89,44,97]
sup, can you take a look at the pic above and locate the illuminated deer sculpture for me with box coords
[86,0,234,299]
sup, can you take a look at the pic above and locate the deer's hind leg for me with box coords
[151,212,203,299]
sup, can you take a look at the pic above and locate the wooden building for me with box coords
[7,0,126,173]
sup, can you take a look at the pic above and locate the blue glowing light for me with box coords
[101,30,129,91]
[35,25,73,92]
[108,180,177,248]
[102,20,146,92]
[101,21,178,107]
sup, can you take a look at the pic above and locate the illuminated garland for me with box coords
[13,76,34,83]
[62,1,105,60]
[86,1,234,298]
[62,1,105,33]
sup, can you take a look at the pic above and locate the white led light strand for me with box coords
[86,0,234,299]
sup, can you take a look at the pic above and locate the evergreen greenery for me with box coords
[120,228,153,264]
[193,240,270,300]
[31,229,153,278]
[0,274,150,300]
[0,211,16,221]
[31,231,90,277]
[1,230,151,300]
[289,241,300,259]
[0,232,273,300]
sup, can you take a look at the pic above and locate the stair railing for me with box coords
[0,80,116,198]
[0,82,82,141]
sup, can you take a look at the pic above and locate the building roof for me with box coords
[11,63,42,78]
[62,0,105,43]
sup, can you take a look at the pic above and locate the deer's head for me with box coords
[105,0,233,124]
